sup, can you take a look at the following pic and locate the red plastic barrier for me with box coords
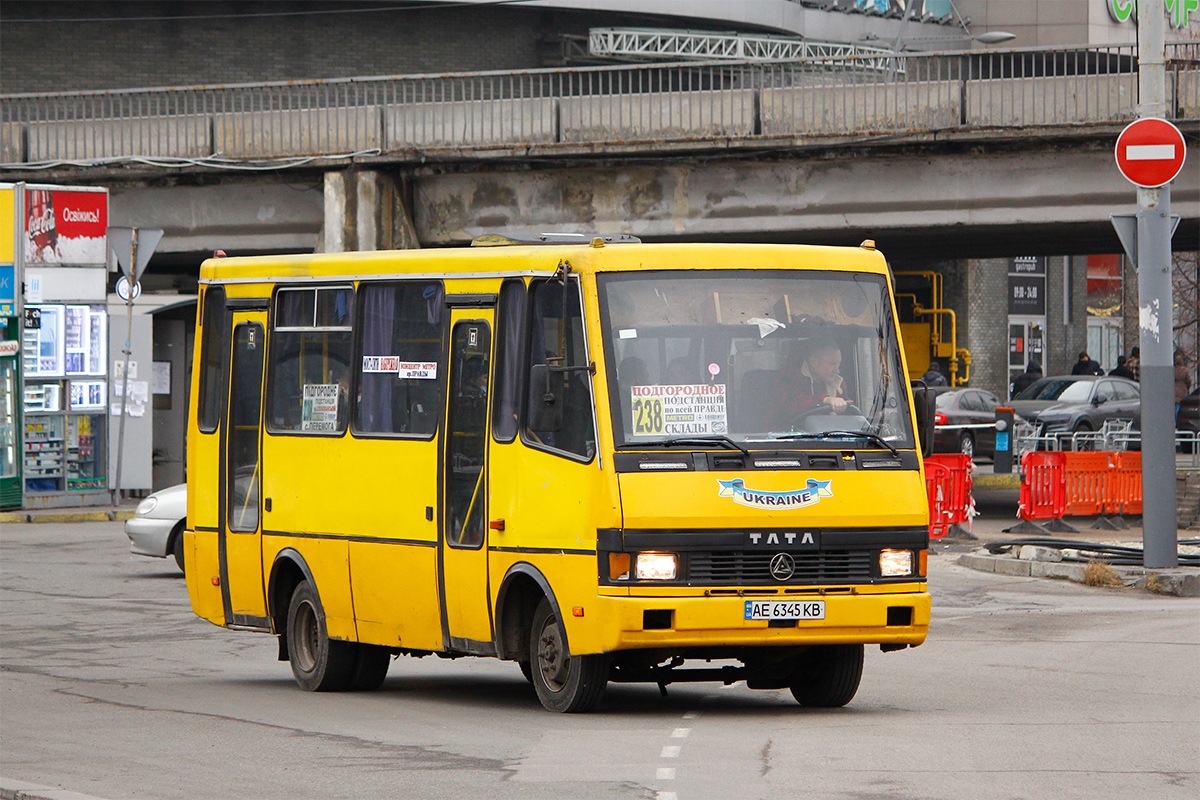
[1112,451,1142,515]
[1062,452,1114,516]
[925,453,973,538]
[1018,451,1066,521]
[925,460,952,539]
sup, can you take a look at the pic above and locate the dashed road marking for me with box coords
[657,767,676,780]
[671,727,690,738]
[660,745,681,758]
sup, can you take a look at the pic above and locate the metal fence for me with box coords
[1,42,1196,169]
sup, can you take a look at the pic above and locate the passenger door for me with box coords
[440,310,495,651]
[220,315,269,626]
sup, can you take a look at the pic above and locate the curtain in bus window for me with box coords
[355,282,443,436]
[491,279,526,443]
[267,287,353,434]
[524,279,595,459]
[197,286,229,433]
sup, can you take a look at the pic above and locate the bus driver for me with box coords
[788,340,851,416]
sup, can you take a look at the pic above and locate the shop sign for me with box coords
[24,188,108,266]
[1107,0,1199,29]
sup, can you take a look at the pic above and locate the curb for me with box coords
[0,510,135,524]
[0,777,115,800]
[957,551,1200,596]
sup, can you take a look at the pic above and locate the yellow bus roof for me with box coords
[199,241,889,284]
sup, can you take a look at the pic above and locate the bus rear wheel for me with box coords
[528,599,607,712]
[789,644,864,708]
[347,644,391,691]
[286,581,356,692]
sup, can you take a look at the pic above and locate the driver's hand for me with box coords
[826,396,848,414]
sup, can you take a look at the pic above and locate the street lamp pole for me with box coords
[1134,0,1179,568]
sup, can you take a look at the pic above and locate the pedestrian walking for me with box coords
[1108,355,1136,380]
[1071,351,1103,376]
[921,360,948,386]
[1012,359,1042,395]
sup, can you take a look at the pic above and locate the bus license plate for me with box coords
[744,599,825,621]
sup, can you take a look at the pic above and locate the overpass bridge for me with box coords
[2,42,1197,264]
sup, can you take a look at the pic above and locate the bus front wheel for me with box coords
[286,581,356,692]
[528,599,607,712]
[788,644,864,708]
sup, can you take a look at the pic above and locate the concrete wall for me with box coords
[412,145,1197,250]
[214,108,380,159]
[560,90,756,142]
[967,74,1138,127]
[761,80,960,135]
[25,117,212,162]
[386,98,557,149]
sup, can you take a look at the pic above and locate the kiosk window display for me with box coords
[21,303,108,494]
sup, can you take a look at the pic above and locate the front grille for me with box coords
[687,551,873,585]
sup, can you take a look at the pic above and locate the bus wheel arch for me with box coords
[494,564,558,663]
[268,549,317,660]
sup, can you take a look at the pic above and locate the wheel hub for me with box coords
[537,623,568,691]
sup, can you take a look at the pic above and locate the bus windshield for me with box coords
[598,270,914,450]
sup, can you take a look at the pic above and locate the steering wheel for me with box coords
[792,402,862,429]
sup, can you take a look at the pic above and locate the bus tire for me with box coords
[286,581,355,692]
[788,644,864,708]
[347,644,391,691]
[528,598,607,713]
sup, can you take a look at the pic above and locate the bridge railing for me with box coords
[1,42,1196,169]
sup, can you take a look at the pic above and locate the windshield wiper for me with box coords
[769,430,899,458]
[635,436,750,458]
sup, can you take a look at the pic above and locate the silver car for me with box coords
[124,483,187,573]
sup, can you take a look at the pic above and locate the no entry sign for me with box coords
[1114,117,1187,188]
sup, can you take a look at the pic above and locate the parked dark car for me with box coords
[932,387,1002,459]
[1009,375,1140,441]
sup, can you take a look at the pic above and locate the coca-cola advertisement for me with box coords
[24,188,108,266]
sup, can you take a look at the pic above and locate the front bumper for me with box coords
[575,584,930,654]
[124,516,176,558]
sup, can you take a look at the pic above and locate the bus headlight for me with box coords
[635,553,678,581]
[879,549,915,577]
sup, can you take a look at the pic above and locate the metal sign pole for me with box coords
[1135,0,1178,568]
[112,234,136,507]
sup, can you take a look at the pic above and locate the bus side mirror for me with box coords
[528,364,564,432]
[910,380,935,459]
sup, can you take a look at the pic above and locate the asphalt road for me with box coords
[2,521,1197,800]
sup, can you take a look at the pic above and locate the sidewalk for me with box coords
[0,503,137,525]
[945,472,1200,596]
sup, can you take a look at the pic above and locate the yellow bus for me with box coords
[185,235,933,712]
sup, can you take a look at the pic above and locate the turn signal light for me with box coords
[609,553,631,581]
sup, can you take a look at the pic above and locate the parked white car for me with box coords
[124,483,187,573]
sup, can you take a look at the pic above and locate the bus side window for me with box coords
[267,286,354,435]
[355,281,444,437]
[197,285,229,433]
[523,279,595,460]
[492,279,526,443]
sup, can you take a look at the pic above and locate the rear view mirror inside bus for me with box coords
[528,364,563,432]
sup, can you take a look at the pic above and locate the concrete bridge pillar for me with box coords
[320,169,419,253]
